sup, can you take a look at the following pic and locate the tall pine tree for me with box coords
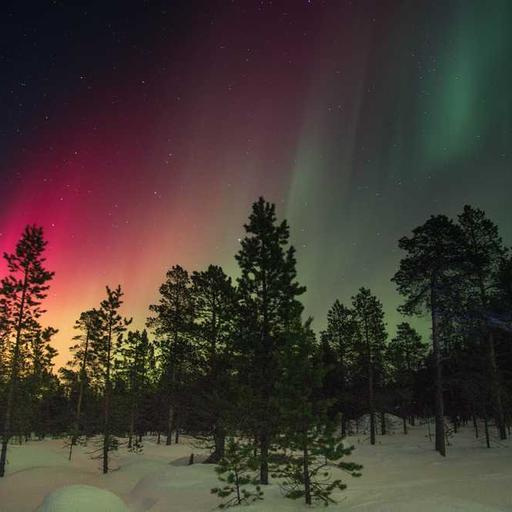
[0,225,54,477]
[235,197,305,484]
[66,309,101,460]
[147,265,194,445]
[190,265,236,463]
[392,215,465,456]
[351,288,387,446]
[96,285,130,473]
[458,205,507,439]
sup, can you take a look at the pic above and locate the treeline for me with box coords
[0,200,511,506]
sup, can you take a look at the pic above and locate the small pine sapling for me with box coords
[211,438,263,508]
[273,423,362,506]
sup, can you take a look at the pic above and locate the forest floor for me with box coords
[0,420,511,511]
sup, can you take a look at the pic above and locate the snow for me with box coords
[36,485,128,512]
[0,422,511,511]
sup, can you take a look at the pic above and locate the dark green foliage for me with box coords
[147,265,194,446]
[273,424,362,506]
[235,197,306,484]
[95,285,131,473]
[386,323,427,433]
[274,320,362,505]
[189,265,237,462]
[211,438,263,508]
[118,329,155,451]
[392,215,465,457]
[64,309,102,459]
[457,205,508,440]
[323,300,358,434]
[0,225,54,477]
[351,288,387,445]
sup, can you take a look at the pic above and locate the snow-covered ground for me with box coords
[0,421,511,511]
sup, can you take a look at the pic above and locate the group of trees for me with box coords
[319,206,512,457]
[0,200,511,506]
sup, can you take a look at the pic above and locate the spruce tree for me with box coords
[0,225,54,477]
[392,215,465,456]
[351,288,387,446]
[235,197,305,484]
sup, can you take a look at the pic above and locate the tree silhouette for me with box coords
[351,288,387,445]
[392,215,465,456]
[147,265,193,445]
[235,197,305,484]
[0,225,54,477]
[95,285,131,473]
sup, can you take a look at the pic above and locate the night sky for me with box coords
[1,0,511,366]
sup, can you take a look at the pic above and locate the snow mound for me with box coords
[36,485,128,512]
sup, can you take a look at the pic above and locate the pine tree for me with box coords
[66,309,101,459]
[458,205,507,439]
[386,322,427,434]
[274,320,362,505]
[211,438,263,509]
[95,285,131,473]
[324,300,357,436]
[119,329,154,450]
[235,197,305,484]
[351,288,387,446]
[147,265,194,445]
[392,215,465,456]
[0,225,54,477]
[190,265,236,463]
[26,326,59,439]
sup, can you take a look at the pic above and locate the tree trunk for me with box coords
[128,407,135,449]
[484,412,490,449]
[403,416,408,435]
[303,441,311,505]
[204,422,226,464]
[369,363,376,445]
[69,330,90,461]
[103,324,113,474]
[166,403,174,446]
[472,413,479,439]
[488,331,506,440]
[341,414,347,438]
[259,430,270,485]
[431,278,446,457]
[380,411,386,436]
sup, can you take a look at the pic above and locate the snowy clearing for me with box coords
[0,422,511,512]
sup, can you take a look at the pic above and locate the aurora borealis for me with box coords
[1,0,512,367]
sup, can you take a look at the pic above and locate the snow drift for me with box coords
[36,485,128,512]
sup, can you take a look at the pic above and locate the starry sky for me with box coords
[1,0,511,367]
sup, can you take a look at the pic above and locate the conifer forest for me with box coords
[2,1,512,511]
